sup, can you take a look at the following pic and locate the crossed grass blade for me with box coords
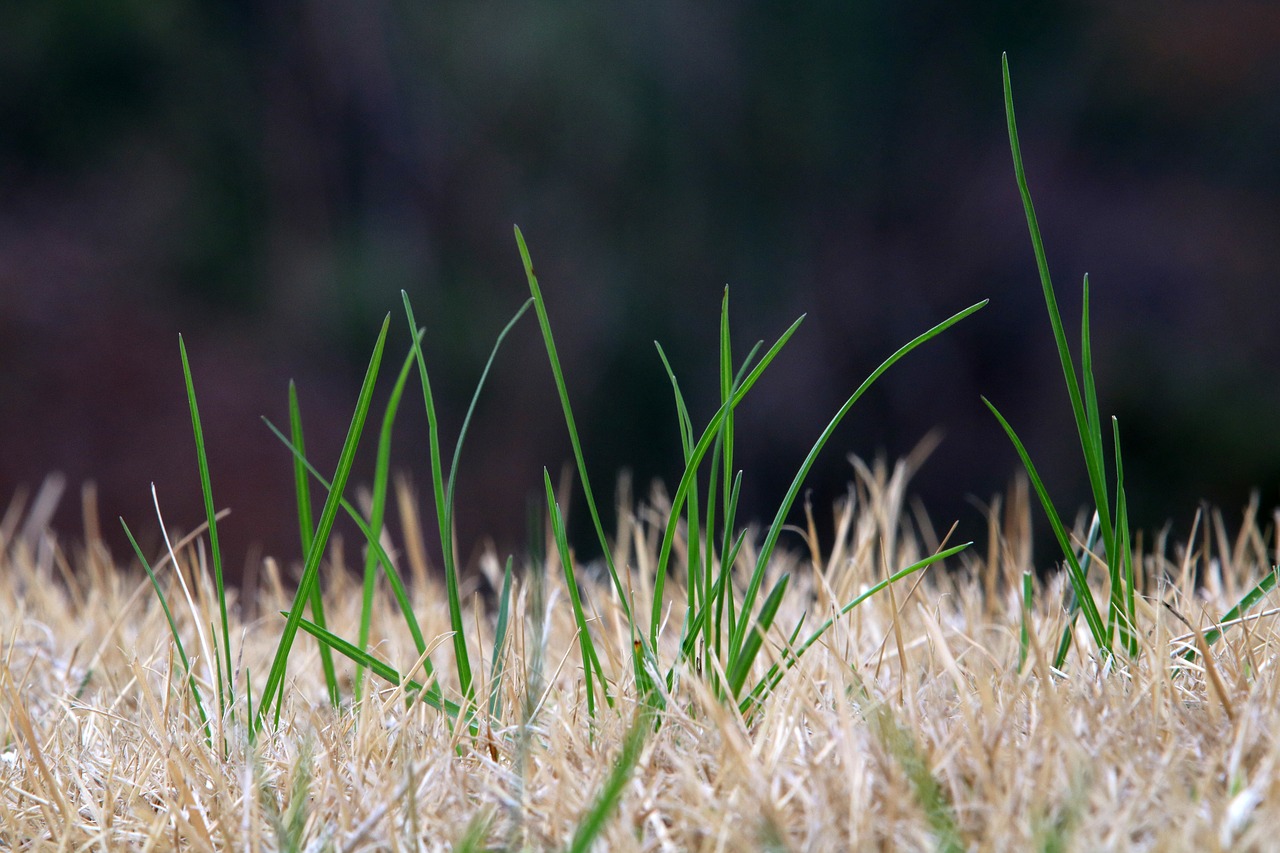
[260,419,435,696]
[289,614,466,723]
[256,314,390,731]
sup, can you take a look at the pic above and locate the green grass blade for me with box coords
[178,335,235,717]
[983,397,1109,653]
[121,519,212,741]
[289,613,462,721]
[544,469,610,718]
[1019,570,1034,673]
[651,314,806,635]
[1195,567,1280,653]
[352,331,424,703]
[515,227,641,647]
[753,543,970,701]
[729,300,987,676]
[256,314,390,731]
[566,708,650,853]
[1002,54,1092,467]
[1080,274,1116,562]
[402,294,475,702]
[726,572,789,697]
[261,416,431,660]
[1111,417,1137,654]
[654,342,704,649]
[1053,513,1100,668]
[288,382,316,556]
[287,383,340,708]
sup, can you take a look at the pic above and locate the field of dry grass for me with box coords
[3,458,1279,852]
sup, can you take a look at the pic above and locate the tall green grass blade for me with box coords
[984,397,1108,652]
[1111,417,1138,654]
[544,469,610,718]
[515,227,642,656]
[287,383,339,708]
[256,314,390,730]
[653,343,704,651]
[120,519,212,742]
[1002,55,1093,480]
[1003,53,1136,659]
[401,294,473,701]
[399,294,532,705]
[650,315,806,649]
[1079,275,1117,562]
[178,335,235,717]
[728,300,986,682]
[288,382,316,555]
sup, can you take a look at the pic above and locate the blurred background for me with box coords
[3,1,1279,580]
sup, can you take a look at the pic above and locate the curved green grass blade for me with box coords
[984,397,1108,652]
[752,543,971,702]
[729,300,987,679]
[289,613,462,722]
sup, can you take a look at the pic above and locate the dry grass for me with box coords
[3,462,1280,852]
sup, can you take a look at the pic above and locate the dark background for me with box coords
[3,2,1279,579]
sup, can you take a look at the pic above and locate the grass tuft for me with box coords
[3,54,1277,849]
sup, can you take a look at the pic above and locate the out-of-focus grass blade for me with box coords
[566,708,650,853]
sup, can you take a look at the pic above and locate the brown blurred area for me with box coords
[3,2,1279,579]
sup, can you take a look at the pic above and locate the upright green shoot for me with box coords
[287,382,339,708]
[179,335,236,718]
[991,54,1136,658]
[401,292,534,708]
